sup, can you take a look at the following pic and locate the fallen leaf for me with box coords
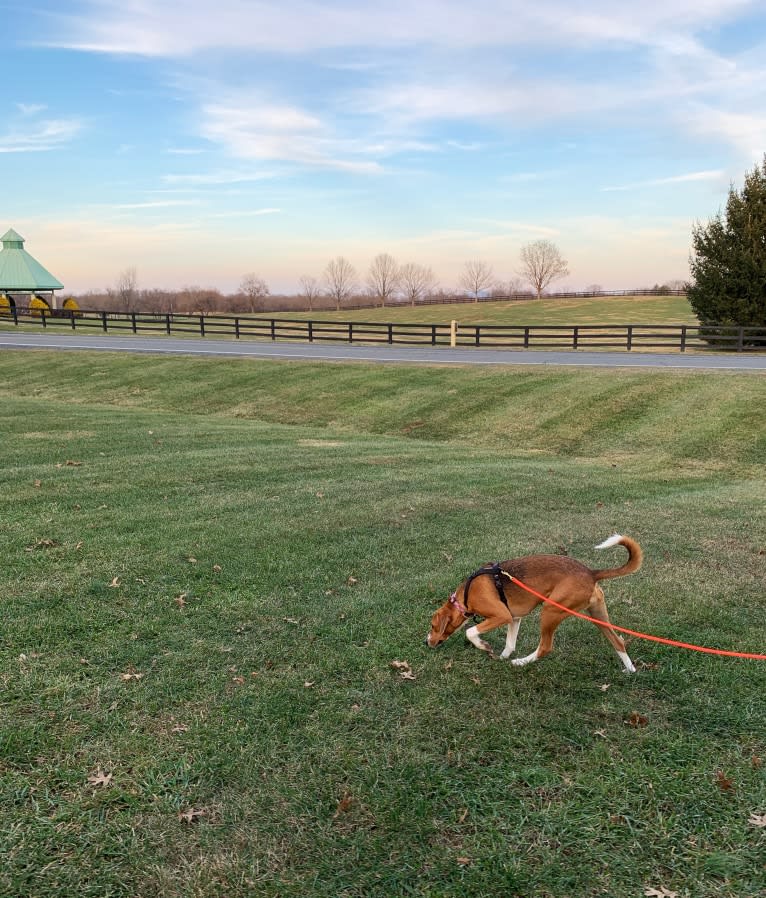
[593,729,608,739]
[599,684,611,692]
[333,792,353,818]
[170,724,189,734]
[283,617,299,625]
[748,813,766,827]
[212,564,222,573]
[715,771,734,791]
[470,676,480,686]
[400,671,416,680]
[644,888,678,898]
[178,807,206,824]
[119,669,144,681]
[34,480,42,488]
[458,808,469,823]
[187,556,197,564]
[625,712,648,728]
[108,577,121,588]
[87,770,113,788]
[390,660,416,680]
[456,857,471,866]
[752,755,762,769]
[135,577,146,585]
[231,676,245,685]
[64,460,82,467]
[347,575,358,585]
[304,681,315,688]
[174,593,187,608]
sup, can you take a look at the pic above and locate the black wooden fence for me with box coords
[5,305,766,352]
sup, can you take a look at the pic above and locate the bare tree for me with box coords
[519,240,570,299]
[114,266,139,311]
[366,253,400,307]
[459,260,494,302]
[585,283,603,295]
[399,262,437,306]
[324,256,357,311]
[240,273,270,313]
[298,275,321,312]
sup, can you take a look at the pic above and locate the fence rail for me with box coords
[4,306,765,352]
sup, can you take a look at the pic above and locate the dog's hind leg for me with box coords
[587,588,636,673]
[500,618,522,659]
[512,605,567,667]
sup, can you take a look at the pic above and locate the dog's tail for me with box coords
[592,534,643,581]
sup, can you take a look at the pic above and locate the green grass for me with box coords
[0,351,764,898]
[262,293,697,325]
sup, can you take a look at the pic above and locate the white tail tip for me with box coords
[595,534,623,550]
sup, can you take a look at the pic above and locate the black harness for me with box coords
[462,562,510,616]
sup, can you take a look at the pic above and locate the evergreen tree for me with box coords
[688,155,766,326]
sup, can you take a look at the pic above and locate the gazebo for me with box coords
[0,228,64,313]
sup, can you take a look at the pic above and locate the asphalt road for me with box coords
[1,331,766,370]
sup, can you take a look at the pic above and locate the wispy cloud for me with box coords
[113,200,202,209]
[161,170,277,186]
[209,208,282,218]
[199,98,385,173]
[601,169,726,192]
[17,103,47,116]
[0,118,82,152]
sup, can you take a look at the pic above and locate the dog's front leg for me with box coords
[465,617,510,656]
[500,618,522,659]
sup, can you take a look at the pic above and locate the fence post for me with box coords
[475,326,480,347]
[626,325,633,351]
[348,322,353,343]
[573,326,578,350]
[235,317,240,339]
[131,312,137,334]
[41,308,47,328]
[308,320,313,342]
[70,310,76,330]
[199,315,205,337]
[12,304,17,326]
[431,324,436,346]
[450,320,457,347]
[388,323,394,345]
[680,325,687,352]
[270,319,276,341]
[166,314,171,335]
[524,326,529,349]
[102,310,108,332]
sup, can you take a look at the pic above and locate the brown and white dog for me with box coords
[426,534,642,672]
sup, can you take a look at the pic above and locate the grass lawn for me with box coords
[0,351,764,898]
[258,294,697,326]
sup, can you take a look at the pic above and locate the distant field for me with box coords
[1,351,764,898]
[258,293,698,326]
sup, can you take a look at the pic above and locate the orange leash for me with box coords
[505,574,766,661]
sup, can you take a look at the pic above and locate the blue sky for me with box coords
[3,0,766,294]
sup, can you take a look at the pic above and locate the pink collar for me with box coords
[449,591,470,616]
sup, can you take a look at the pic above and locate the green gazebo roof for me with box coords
[0,228,64,291]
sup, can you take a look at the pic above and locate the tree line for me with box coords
[72,236,690,317]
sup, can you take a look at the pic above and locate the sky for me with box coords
[2,0,766,295]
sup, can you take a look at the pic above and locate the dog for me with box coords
[426,534,642,672]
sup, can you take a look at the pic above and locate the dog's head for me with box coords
[426,594,469,648]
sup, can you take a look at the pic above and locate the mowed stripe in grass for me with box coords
[0,351,764,898]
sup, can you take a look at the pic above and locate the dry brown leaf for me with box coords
[187,556,197,564]
[333,792,353,818]
[748,813,766,827]
[170,724,189,734]
[456,857,471,866]
[108,577,121,588]
[593,729,608,739]
[178,807,206,824]
[174,593,187,608]
[625,711,648,728]
[87,770,113,787]
[347,575,358,585]
[212,564,222,573]
[119,669,144,681]
[752,755,762,769]
[599,683,611,692]
[458,808,469,823]
[34,480,42,488]
[303,681,315,688]
[715,771,734,791]
[644,888,678,898]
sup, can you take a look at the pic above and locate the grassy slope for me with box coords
[0,351,764,898]
[257,294,697,325]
